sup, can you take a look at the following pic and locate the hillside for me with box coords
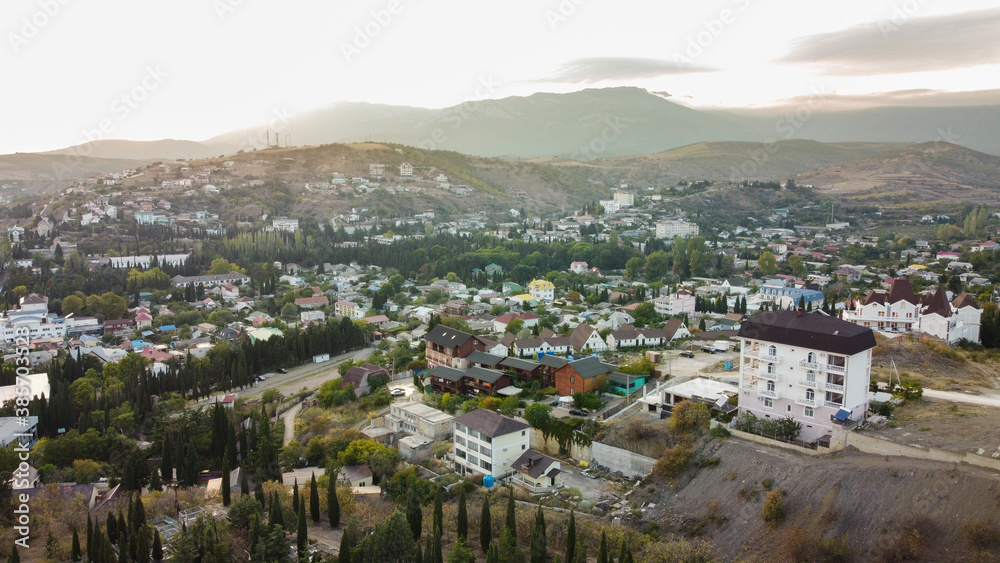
[41,139,227,160]
[633,439,1000,562]
[800,142,1000,211]
[0,153,154,194]
[545,140,913,186]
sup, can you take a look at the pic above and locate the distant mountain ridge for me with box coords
[30,87,1000,161]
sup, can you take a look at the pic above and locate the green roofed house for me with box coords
[485,263,504,275]
[502,281,523,294]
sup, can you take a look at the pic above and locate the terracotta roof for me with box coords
[453,408,528,438]
[921,286,951,318]
[952,292,979,309]
[887,278,919,305]
[738,310,876,356]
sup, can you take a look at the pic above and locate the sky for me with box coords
[2,0,999,155]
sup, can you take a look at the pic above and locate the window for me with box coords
[764,398,773,408]
[804,407,814,417]
[767,363,776,375]
[570,375,575,383]
[806,371,816,383]
[768,345,777,357]
[786,405,792,412]
[522,445,526,450]
[766,380,775,393]
[806,389,814,401]
[521,431,526,436]
[570,388,575,394]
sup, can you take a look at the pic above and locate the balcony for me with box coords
[795,396,819,407]
[824,382,845,393]
[798,378,820,389]
[759,370,783,382]
[823,400,842,409]
[758,352,781,364]
[825,363,846,374]
[758,387,782,399]
[798,360,820,370]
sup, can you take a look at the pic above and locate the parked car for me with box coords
[700,346,717,354]
[679,350,695,358]
[277,368,288,374]
[568,408,589,417]
[389,388,406,396]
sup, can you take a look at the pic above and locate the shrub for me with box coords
[819,535,852,562]
[881,528,922,562]
[697,457,720,469]
[652,442,694,479]
[708,425,731,439]
[871,401,895,417]
[761,489,785,527]
[963,521,1000,550]
[667,401,711,437]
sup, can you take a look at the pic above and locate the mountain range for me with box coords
[31,87,1000,161]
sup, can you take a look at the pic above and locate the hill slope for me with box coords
[0,153,155,194]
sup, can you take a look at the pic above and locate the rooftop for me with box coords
[453,408,528,438]
[738,310,876,356]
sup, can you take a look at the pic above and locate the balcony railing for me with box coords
[798,378,820,389]
[758,387,782,399]
[759,353,781,363]
[795,396,819,407]
[798,360,820,370]
[759,371,783,383]
[824,400,842,409]
[825,363,846,374]
[824,382,845,393]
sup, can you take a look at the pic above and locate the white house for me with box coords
[569,261,589,275]
[452,409,530,479]
[653,290,695,317]
[527,279,555,302]
[919,287,981,344]
[570,324,607,353]
[841,278,921,334]
[387,402,455,442]
[737,310,877,443]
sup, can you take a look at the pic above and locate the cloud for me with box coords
[544,57,714,84]
[782,8,1000,75]
[719,88,1000,114]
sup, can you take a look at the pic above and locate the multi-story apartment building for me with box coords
[737,310,876,443]
[452,409,530,480]
[386,402,454,442]
[613,191,634,207]
[655,220,699,239]
[527,279,555,302]
[653,289,695,316]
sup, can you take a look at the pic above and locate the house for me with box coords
[554,356,616,397]
[606,325,667,351]
[170,272,250,288]
[399,162,413,177]
[452,409,530,479]
[386,402,455,442]
[485,263,504,276]
[737,310,877,443]
[295,296,329,309]
[919,287,981,344]
[424,325,489,369]
[757,283,825,310]
[661,317,692,342]
[841,277,921,334]
[443,300,469,316]
[639,377,738,417]
[498,357,544,385]
[426,365,467,395]
[339,465,373,488]
[569,261,589,274]
[103,319,132,334]
[335,300,359,319]
[464,366,512,397]
[510,449,562,493]
[570,323,607,354]
[971,240,1000,253]
[512,335,573,357]
[219,283,240,301]
[527,279,556,302]
[493,312,539,334]
[342,363,390,396]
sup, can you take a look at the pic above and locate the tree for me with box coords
[148,468,162,492]
[762,489,786,527]
[152,529,163,562]
[270,490,285,529]
[457,486,468,541]
[530,505,547,563]
[480,494,492,553]
[406,486,423,541]
[625,256,644,281]
[565,510,576,563]
[328,469,341,528]
[505,318,524,335]
[758,251,778,276]
[360,510,417,562]
[524,403,552,429]
[222,457,231,506]
[297,496,308,561]
[160,435,173,483]
[309,473,320,523]
[228,494,263,531]
[505,487,517,540]
[72,528,82,562]
[339,518,359,563]
[447,536,476,563]
[596,530,608,563]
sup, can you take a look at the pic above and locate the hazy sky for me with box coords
[3,0,999,154]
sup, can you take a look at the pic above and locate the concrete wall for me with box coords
[845,431,1000,472]
[591,442,656,478]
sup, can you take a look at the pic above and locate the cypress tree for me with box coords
[106,512,117,545]
[292,479,300,514]
[339,518,358,563]
[241,467,250,496]
[310,473,320,523]
[406,487,422,541]
[414,542,422,563]
[505,487,516,540]
[565,510,576,563]
[86,518,94,563]
[270,490,285,529]
[480,494,492,553]
[618,538,627,563]
[529,505,547,563]
[254,472,266,505]
[433,522,443,563]
[424,535,433,563]
[486,542,499,563]
[432,489,443,541]
[456,486,468,541]
[152,529,163,562]
[71,528,81,562]
[297,497,307,561]
[10,544,19,563]
[328,470,341,528]
[160,434,173,482]
[222,457,232,506]
[596,531,608,563]
[149,469,162,492]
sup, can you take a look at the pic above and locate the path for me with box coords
[923,388,1000,408]
[282,402,302,446]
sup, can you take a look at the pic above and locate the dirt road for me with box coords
[923,388,1000,408]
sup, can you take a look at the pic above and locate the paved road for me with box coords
[188,346,373,409]
[923,388,1000,408]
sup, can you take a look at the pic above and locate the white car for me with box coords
[390,388,406,396]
